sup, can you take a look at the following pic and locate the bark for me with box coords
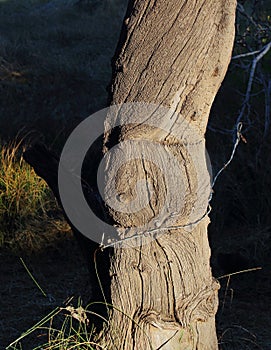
[101,1,237,349]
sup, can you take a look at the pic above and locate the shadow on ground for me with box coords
[1,233,270,349]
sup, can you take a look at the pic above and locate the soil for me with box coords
[0,233,270,349]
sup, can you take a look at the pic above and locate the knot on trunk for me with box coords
[176,278,220,327]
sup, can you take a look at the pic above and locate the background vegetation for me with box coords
[0,0,270,349]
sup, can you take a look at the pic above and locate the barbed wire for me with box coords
[101,6,271,250]
[100,123,244,250]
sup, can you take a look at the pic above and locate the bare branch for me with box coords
[237,3,261,29]
[235,42,271,129]
[263,78,271,139]
[211,123,243,191]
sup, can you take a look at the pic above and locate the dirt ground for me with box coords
[215,267,271,349]
[0,233,270,349]
[0,234,92,349]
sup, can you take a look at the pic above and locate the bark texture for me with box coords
[101,1,236,349]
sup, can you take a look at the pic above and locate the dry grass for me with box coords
[6,298,101,350]
[0,138,71,252]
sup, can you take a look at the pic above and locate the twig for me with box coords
[211,123,243,190]
[232,48,263,60]
[235,42,271,129]
[19,257,47,298]
[236,3,261,29]
[217,266,262,280]
[263,78,271,139]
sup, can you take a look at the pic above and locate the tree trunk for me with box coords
[100,0,236,349]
